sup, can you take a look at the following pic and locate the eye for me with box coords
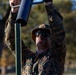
[35,31,41,36]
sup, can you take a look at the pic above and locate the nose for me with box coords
[38,34,43,38]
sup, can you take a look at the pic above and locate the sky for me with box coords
[33,0,43,2]
[71,0,76,10]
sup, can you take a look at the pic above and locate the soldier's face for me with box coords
[35,30,50,49]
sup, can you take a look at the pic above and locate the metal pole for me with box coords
[15,0,34,75]
[15,23,22,75]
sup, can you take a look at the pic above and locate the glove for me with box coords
[44,0,53,3]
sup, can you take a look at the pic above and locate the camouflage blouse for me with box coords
[5,3,66,75]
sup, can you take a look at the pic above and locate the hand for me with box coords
[9,0,20,13]
[44,0,53,3]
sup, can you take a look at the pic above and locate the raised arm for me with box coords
[45,2,66,74]
[5,0,34,64]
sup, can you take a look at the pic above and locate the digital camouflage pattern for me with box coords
[5,3,66,75]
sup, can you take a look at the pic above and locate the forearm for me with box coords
[5,12,17,53]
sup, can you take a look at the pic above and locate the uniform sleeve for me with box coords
[45,3,66,74]
[5,12,34,63]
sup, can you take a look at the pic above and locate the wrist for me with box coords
[46,2,52,5]
[10,11,17,20]
[46,2,56,11]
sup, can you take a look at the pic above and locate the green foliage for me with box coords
[54,0,72,13]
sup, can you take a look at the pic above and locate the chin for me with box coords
[37,42,45,47]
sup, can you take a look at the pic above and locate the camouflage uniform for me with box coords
[5,3,66,75]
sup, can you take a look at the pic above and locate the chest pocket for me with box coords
[38,56,49,73]
[32,56,48,75]
[33,56,48,75]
